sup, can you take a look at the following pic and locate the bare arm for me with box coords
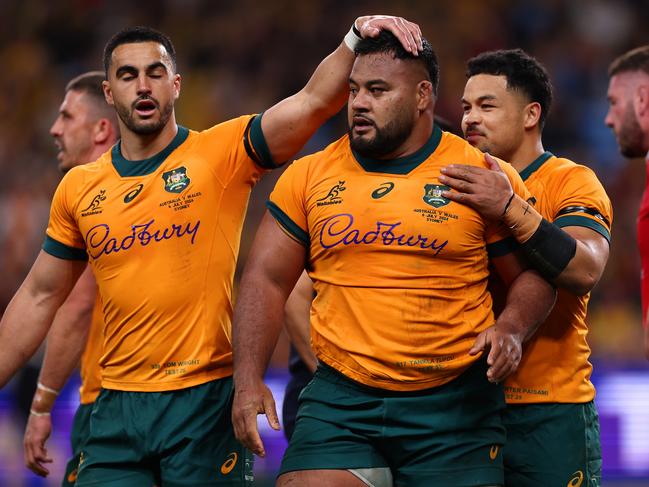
[284,271,317,373]
[440,154,609,295]
[550,226,609,294]
[232,212,307,456]
[0,251,86,388]
[262,15,422,163]
[470,251,556,383]
[23,266,96,477]
[38,265,96,392]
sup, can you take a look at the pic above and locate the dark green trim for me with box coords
[111,126,189,177]
[487,236,519,258]
[43,235,88,261]
[519,151,553,181]
[249,113,276,168]
[555,215,611,242]
[266,201,309,246]
[352,124,443,175]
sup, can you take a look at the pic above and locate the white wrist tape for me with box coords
[344,23,362,51]
[37,382,60,395]
[30,409,51,417]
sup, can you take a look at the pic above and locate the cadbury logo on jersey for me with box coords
[163,166,190,194]
[319,213,448,255]
[84,218,200,260]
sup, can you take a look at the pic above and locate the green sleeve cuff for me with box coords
[554,215,611,242]
[43,235,88,261]
[266,201,309,246]
[247,113,276,168]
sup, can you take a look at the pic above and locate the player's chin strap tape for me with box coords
[520,218,577,280]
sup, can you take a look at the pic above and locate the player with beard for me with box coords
[605,45,649,359]
[232,31,557,487]
[438,49,612,487]
[279,115,459,487]
[23,72,118,486]
[0,19,423,486]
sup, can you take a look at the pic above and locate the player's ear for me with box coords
[102,80,114,107]
[636,85,649,117]
[173,73,181,101]
[523,102,542,130]
[416,80,433,111]
[93,119,111,145]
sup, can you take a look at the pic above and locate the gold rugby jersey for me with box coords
[269,126,532,391]
[44,115,272,391]
[503,152,612,404]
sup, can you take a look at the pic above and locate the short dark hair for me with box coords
[466,48,553,130]
[65,71,118,127]
[354,31,439,95]
[609,45,649,77]
[66,71,105,102]
[103,26,176,74]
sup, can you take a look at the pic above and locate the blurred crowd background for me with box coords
[0,0,648,485]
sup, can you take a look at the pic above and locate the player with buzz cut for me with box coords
[0,17,423,486]
[439,48,612,486]
[232,31,557,487]
[23,71,119,486]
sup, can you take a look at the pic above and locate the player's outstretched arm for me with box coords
[232,212,307,457]
[0,251,86,388]
[440,154,609,295]
[23,266,96,477]
[284,271,317,373]
[261,15,422,164]
[470,251,556,383]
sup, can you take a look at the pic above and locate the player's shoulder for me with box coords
[543,154,606,190]
[53,150,113,207]
[292,135,350,171]
[437,130,488,166]
[63,148,113,183]
[201,114,255,134]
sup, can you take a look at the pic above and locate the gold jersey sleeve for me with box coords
[269,128,529,391]
[504,153,612,404]
[46,167,90,256]
[44,115,269,392]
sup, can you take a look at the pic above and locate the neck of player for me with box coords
[378,111,434,160]
[119,114,179,161]
[507,134,545,174]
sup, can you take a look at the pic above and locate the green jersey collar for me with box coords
[520,151,553,181]
[112,126,189,177]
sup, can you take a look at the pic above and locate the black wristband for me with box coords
[520,219,577,280]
